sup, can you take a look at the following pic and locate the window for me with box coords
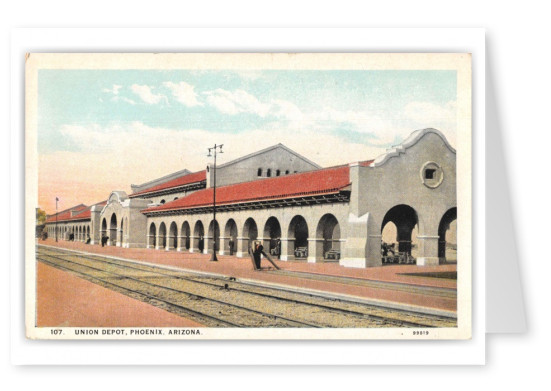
[425,169,436,179]
[276,169,281,176]
[257,168,262,176]
[160,199,166,204]
[285,170,290,175]
[267,169,272,177]
[174,197,178,200]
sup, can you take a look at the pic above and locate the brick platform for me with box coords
[36,238,457,326]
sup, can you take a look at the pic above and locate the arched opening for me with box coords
[208,220,220,253]
[243,218,258,254]
[288,215,309,259]
[158,222,167,249]
[167,222,178,250]
[381,204,418,264]
[181,221,191,250]
[263,217,282,258]
[224,219,238,255]
[148,222,156,248]
[120,218,124,245]
[100,217,107,242]
[160,199,166,204]
[193,221,205,252]
[438,207,457,263]
[109,213,117,246]
[316,214,341,260]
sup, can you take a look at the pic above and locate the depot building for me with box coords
[44,128,457,268]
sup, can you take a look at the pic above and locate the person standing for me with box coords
[253,241,263,269]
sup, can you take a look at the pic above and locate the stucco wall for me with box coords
[207,145,320,188]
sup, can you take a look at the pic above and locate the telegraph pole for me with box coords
[207,144,223,262]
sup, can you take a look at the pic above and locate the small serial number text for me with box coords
[413,330,429,336]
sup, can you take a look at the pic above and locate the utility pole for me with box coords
[207,144,223,262]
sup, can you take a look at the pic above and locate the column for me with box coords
[189,235,198,253]
[307,238,324,263]
[235,236,250,258]
[279,237,295,261]
[155,232,162,250]
[203,235,213,254]
[218,236,229,255]
[177,235,184,251]
[416,235,440,266]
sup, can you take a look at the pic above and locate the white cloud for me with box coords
[163,81,203,107]
[102,84,122,95]
[203,89,270,116]
[111,96,136,105]
[130,84,166,105]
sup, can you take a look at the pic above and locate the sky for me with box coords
[38,69,457,214]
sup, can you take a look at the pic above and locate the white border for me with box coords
[11,27,485,365]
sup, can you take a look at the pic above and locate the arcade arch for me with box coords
[109,213,117,246]
[438,207,457,263]
[263,217,282,258]
[381,204,418,257]
[224,219,238,255]
[168,222,178,250]
[158,222,167,249]
[148,222,156,248]
[316,214,341,260]
[208,220,220,253]
[193,221,205,253]
[181,221,191,250]
[243,218,258,254]
[288,215,309,259]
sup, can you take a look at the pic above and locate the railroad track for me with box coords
[266,269,457,299]
[36,246,457,328]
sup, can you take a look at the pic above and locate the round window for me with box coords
[420,161,444,188]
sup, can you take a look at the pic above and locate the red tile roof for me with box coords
[143,165,351,214]
[130,170,206,197]
[45,201,107,223]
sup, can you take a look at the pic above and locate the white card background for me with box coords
[9,27,486,365]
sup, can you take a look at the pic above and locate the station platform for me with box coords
[36,238,458,326]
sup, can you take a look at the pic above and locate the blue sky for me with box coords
[38,69,457,153]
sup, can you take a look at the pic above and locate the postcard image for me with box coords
[25,53,471,340]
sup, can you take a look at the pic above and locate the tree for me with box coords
[36,208,47,225]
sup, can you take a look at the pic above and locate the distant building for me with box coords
[44,128,457,268]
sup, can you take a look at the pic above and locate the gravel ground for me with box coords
[37,248,457,328]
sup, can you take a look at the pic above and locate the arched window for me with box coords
[174,197,178,200]
[285,170,290,175]
[276,169,281,176]
[257,168,263,177]
[160,199,166,204]
[267,169,272,177]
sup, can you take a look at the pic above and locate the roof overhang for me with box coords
[142,190,350,217]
